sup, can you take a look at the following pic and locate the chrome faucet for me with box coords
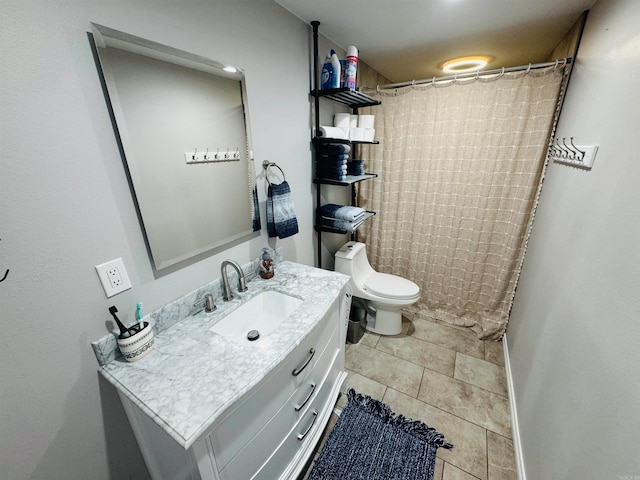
[221,260,248,301]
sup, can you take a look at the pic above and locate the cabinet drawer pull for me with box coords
[297,409,318,441]
[292,348,315,376]
[294,382,317,412]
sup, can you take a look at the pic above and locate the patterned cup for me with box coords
[117,321,155,362]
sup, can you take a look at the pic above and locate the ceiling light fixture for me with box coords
[442,56,490,74]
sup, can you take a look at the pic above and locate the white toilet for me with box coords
[334,241,420,335]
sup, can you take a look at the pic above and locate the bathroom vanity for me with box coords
[97,261,351,480]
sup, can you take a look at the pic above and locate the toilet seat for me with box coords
[364,273,420,300]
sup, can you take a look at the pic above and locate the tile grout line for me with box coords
[372,339,510,399]
[486,428,490,480]
[381,385,510,442]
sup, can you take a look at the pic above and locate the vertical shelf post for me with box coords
[312,21,322,267]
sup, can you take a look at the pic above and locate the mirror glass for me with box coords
[91,24,260,271]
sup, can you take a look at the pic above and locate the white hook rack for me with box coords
[184,147,241,164]
[549,137,598,169]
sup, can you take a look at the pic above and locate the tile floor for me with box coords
[304,315,517,480]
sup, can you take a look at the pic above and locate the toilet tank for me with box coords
[334,242,375,285]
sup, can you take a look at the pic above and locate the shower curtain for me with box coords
[358,66,567,340]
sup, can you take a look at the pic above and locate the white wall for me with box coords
[0,1,314,478]
[506,0,640,478]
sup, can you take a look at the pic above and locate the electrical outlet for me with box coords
[95,258,132,298]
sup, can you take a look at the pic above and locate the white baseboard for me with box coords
[502,334,526,480]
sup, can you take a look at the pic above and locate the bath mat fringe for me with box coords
[347,389,453,449]
[307,389,452,480]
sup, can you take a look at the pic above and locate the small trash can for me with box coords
[347,297,368,344]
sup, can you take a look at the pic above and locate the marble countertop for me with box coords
[100,261,349,450]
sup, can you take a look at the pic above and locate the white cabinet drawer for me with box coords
[209,299,339,471]
[219,344,342,480]
[252,362,343,480]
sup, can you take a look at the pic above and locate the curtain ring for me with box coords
[431,76,436,87]
[411,79,416,88]
[500,67,505,77]
[526,63,532,74]
[553,59,559,70]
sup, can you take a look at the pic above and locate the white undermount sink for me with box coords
[210,291,303,343]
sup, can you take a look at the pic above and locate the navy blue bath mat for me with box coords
[307,389,452,480]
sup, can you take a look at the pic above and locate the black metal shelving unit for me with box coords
[311,21,382,268]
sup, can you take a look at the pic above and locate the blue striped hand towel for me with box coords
[267,181,299,239]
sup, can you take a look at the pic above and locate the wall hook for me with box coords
[569,137,585,160]
[192,148,198,160]
[556,138,569,158]
[203,148,209,160]
[562,137,579,160]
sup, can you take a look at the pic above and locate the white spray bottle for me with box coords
[345,46,358,90]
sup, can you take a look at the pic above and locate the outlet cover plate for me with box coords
[95,257,132,298]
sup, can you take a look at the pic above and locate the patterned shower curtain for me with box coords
[358,66,567,340]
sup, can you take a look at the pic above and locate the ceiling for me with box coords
[274,0,598,83]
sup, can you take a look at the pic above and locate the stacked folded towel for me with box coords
[319,204,367,232]
[319,143,351,155]
[348,160,365,176]
[316,142,352,181]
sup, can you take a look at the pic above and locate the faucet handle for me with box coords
[194,293,216,313]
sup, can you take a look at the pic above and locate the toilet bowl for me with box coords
[334,241,420,335]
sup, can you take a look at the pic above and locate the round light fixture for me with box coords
[442,56,490,74]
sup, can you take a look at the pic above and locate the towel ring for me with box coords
[263,160,285,185]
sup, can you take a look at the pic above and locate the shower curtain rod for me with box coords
[366,58,572,91]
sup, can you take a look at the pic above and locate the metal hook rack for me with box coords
[549,137,598,169]
[184,146,241,164]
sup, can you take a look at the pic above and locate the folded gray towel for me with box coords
[320,217,365,233]
[320,204,366,222]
